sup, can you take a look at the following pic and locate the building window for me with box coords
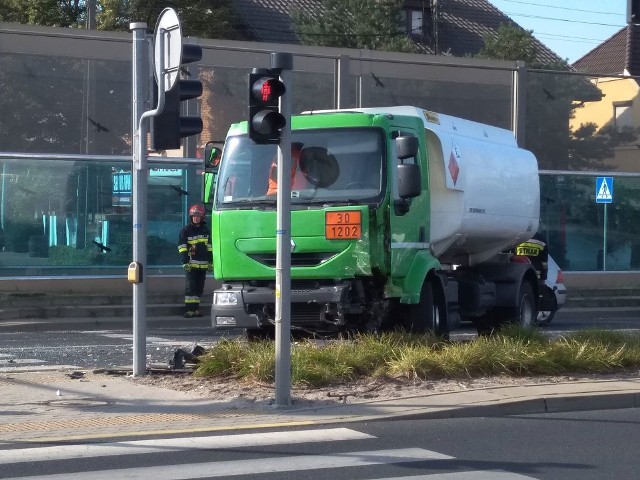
[614,102,633,129]
[408,9,423,37]
[402,8,425,39]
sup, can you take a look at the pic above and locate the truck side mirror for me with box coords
[397,163,421,199]
[204,141,222,173]
[396,135,418,159]
[203,141,222,205]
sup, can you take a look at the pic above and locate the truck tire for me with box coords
[498,281,536,328]
[406,280,448,337]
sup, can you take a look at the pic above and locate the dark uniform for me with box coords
[515,232,548,281]
[178,209,213,317]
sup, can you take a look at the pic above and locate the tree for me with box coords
[0,0,243,39]
[99,0,242,39]
[292,0,419,53]
[477,24,538,66]
[0,0,85,27]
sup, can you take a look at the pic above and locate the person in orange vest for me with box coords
[266,142,308,195]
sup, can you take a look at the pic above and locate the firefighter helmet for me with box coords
[189,204,205,217]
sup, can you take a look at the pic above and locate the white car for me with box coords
[535,255,567,326]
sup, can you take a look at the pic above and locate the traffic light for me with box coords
[248,68,286,144]
[150,43,203,151]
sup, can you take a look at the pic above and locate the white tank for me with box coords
[355,106,540,266]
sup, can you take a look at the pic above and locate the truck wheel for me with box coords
[515,282,536,327]
[406,280,448,337]
[501,281,536,328]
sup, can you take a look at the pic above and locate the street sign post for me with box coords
[130,8,192,376]
[596,176,614,271]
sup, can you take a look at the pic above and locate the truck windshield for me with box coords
[214,128,384,208]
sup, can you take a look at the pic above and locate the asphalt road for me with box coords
[3,409,639,479]
[0,327,228,371]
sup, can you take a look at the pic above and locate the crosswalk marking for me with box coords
[364,473,536,479]
[3,448,452,480]
[0,427,373,464]
[1,427,541,480]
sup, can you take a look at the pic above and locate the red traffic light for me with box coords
[248,71,286,144]
[251,77,286,103]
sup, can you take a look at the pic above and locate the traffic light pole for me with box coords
[273,53,294,408]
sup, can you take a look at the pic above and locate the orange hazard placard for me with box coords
[325,211,362,240]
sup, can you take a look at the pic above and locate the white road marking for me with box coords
[3,448,451,480]
[367,472,538,479]
[0,428,374,464]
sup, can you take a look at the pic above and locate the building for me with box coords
[572,25,640,174]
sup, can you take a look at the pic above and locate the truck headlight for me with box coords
[214,291,238,306]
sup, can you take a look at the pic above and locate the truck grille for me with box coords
[291,304,324,324]
[248,252,334,267]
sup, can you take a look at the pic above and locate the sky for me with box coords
[488,0,627,64]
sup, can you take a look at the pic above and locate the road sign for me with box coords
[595,176,613,203]
[154,8,182,92]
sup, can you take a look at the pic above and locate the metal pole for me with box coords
[131,22,149,376]
[336,55,350,109]
[273,52,293,408]
[512,60,527,148]
[1,162,5,232]
[603,203,608,271]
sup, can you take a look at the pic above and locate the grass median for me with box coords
[194,327,640,388]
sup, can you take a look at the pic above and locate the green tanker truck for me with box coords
[205,106,555,337]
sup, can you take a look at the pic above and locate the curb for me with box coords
[390,391,640,420]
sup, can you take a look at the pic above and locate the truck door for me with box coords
[389,127,429,277]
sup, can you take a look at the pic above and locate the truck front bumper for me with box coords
[211,282,352,330]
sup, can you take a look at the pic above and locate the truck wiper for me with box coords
[221,199,276,210]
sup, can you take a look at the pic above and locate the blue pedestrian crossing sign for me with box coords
[595,176,613,203]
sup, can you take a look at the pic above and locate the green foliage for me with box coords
[0,0,243,39]
[291,0,419,53]
[0,0,85,27]
[477,25,538,65]
[99,0,242,39]
[194,329,640,387]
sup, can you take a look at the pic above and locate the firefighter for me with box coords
[515,231,548,281]
[178,204,213,318]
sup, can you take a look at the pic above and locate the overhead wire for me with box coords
[494,0,623,16]
[491,1,625,53]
